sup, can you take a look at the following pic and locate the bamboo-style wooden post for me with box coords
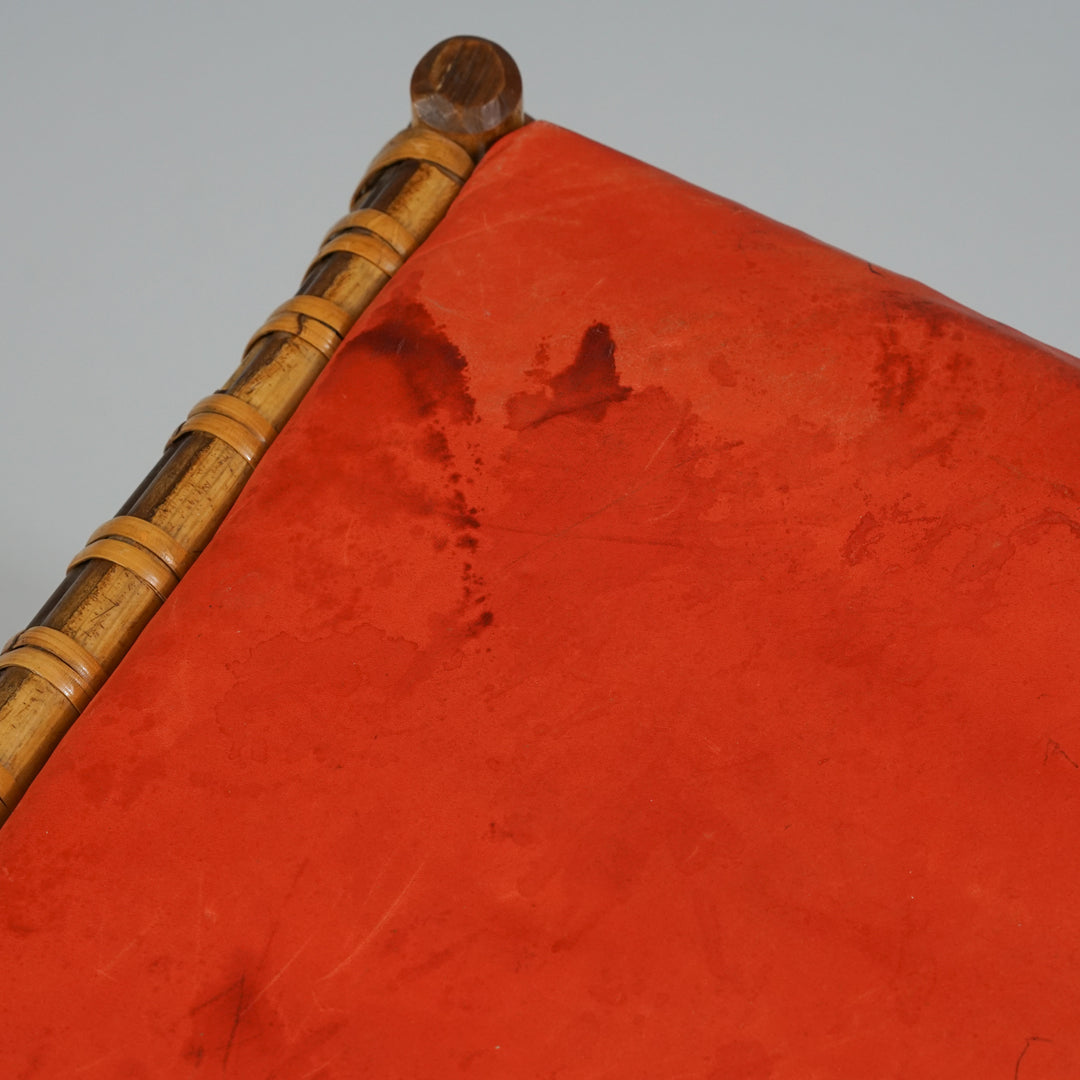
[0,37,524,825]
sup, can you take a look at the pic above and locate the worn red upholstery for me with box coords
[3,122,1079,1077]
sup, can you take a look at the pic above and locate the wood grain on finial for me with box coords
[410,37,524,157]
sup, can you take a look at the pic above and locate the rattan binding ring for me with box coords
[314,233,403,277]
[243,312,343,363]
[87,516,195,577]
[68,537,179,601]
[0,626,107,713]
[321,209,418,257]
[354,127,474,201]
[169,393,278,466]
[269,296,354,340]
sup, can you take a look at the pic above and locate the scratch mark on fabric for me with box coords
[242,930,319,1016]
[484,522,686,549]
[94,937,138,981]
[1014,1036,1052,1079]
[424,297,465,318]
[320,863,425,981]
[222,973,246,1069]
[642,409,690,473]
[94,917,158,980]
[497,450,708,574]
[193,866,210,970]
[1044,738,1079,769]
[301,1059,340,1079]
[190,978,244,1014]
[342,519,359,565]
[702,738,725,758]
[415,211,592,258]
[74,1053,115,1074]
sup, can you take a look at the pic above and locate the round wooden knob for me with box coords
[410,37,524,157]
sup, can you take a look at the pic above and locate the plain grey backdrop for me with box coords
[1,0,1077,634]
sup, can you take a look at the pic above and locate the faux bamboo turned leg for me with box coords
[0,37,524,824]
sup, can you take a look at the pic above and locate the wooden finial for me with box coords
[410,37,524,158]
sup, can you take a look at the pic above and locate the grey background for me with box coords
[1,0,1077,634]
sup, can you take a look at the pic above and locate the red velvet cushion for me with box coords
[2,121,1079,1077]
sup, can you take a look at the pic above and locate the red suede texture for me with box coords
[2,122,1079,1077]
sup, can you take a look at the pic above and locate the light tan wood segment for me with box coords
[322,209,418,257]
[0,761,20,807]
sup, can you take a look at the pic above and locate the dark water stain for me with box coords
[898,295,956,339]
[467,609,494,636]
[347,296,493,636]
[708,354,738,387]
[872,294,968,414]
[351,298,475,424]
[505,323,632,430]
[842,511,885,565]
[417,426,453,466]
[446,489,480,532]
[873,325,927,413]
[1015,509,1080,544]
